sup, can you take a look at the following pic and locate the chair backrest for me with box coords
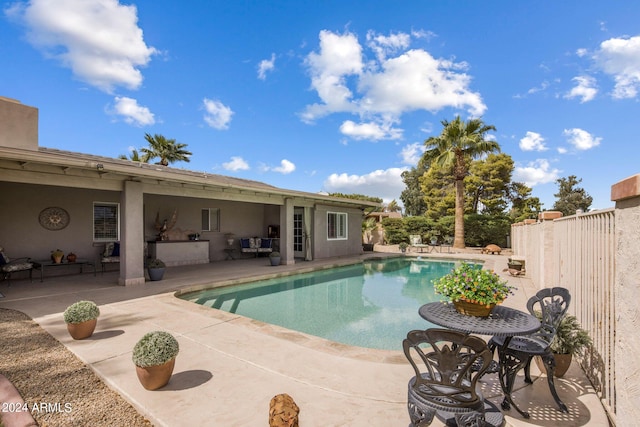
[526,287,571,345]
[403,328,492,411]
[409,235,423,245]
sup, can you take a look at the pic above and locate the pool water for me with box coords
[180,258,467,351]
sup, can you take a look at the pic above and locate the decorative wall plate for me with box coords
[39,207,70,230]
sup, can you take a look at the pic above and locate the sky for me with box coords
[2,1,639,211]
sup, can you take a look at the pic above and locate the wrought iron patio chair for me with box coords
[0,246,34,286]
[403,328,503,427]
[488,287,571,417]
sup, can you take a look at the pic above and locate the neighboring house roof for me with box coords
[366,212,403,221]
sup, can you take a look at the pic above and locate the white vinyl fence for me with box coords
[511,208,616,423]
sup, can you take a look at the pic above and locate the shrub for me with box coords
[132,331,180,367]
[63,301,100,324]
[269,251,281,258]
[146,258,166,269]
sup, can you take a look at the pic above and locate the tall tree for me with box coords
[400,161,428,216]
[422,116,499,249]
[552,175,593,215]
[466,153,513,215]
[508,181,541,222]
[140,133,192,166]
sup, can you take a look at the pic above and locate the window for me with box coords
[327,212,347,240]
[201,208,220,232]
[93,202,119,241]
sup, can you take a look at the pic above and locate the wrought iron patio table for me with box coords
[32,258,97,282]
[419,302,542,418]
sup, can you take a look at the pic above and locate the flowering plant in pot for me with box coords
[433,263,516,317]
[63,300,100,339]
[132,331,180,390]
[398,242,409,253]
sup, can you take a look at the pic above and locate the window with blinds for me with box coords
[327,212,347,240]
[93,202,119,241]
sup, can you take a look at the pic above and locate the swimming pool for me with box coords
[179,258,470,351]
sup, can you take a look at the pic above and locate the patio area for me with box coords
[0,251,610,426]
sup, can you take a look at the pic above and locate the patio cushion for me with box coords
[260,238,272,248]
[103,242,115,257]
[240,238,251,249]
[2,261,33,272]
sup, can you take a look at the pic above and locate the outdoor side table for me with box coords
[32,258,97,282]
[223,248,237,260]
[419,302,541,419]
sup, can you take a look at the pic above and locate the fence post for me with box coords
[611,174,640,422]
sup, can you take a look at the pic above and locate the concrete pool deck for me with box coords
[0,250,610,426]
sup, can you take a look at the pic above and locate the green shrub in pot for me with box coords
[132,331,180,368]
[63,301,100,324]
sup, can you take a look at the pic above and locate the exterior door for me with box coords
[293,208,305,258]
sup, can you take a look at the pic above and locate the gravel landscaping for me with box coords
[0,308,152,427]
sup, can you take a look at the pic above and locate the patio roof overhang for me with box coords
[0,145,381,210]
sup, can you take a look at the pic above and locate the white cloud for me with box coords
[513,159,561,187]
[202,98,233,130]
[270,159,296,174]
[576,48,588,57]
[557,147,568,154]
[366,30,411,61]
[400,142,425,165]
[257,53,276,80]
[565,76,598,103]
[323,167,408,203]
[7,0,157,93]
[110,96,155,126]
[519,131,547,151]
[594,35,640,98]
[301,29,486,133]
[339,120,402,140]
[563,128,601,150]
[527,81,550,95]
[222,156,249,171]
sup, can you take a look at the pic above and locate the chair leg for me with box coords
[407,401,436,426]
[524,356,534,384]
[455,410,486,427]
[539,353,569,413]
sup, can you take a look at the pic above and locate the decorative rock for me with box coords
[269,393,299,427]
[481,244,502,254]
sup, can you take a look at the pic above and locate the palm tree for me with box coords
[422,116,499,249]
[118,149,146,162]
[140,133,192,166]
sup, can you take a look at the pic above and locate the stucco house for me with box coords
[0,96,379,286]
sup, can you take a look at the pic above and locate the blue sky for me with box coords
[2,1,639,211]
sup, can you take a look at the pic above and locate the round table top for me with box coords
[419,302,541,337]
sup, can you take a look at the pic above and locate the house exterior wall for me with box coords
[0,181,120,262]
[312,204,363,259]
[0,97,38,151]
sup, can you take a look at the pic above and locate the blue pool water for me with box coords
[180,258,468,351]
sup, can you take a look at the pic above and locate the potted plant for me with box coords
[132,331,180,390]
[536,313,592,377]
[362,217,376,251]
[51,248,64,264]
[63,300,100,340]
[433,263,516,317]
[146,258,166,281]
[398,242,409,253]
[269,251,281,266]
[507,258,524,271]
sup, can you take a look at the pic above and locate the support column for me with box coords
[612,174,640,422]
[119,181,145,286]
[280,198,295,265]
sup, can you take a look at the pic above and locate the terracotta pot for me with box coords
[52,254,64,264]
[453,300,495,318]
[535,354,572,378]
[66,318,97,340]
[135,358,176,390]
[66,252,77,263]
